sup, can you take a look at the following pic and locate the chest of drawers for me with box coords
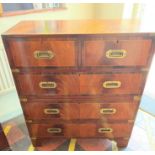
[2,20,155,148]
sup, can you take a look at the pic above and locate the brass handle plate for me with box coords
[103,81,121,88]
[106,49,127,58]
[39,81,57,89]
[98,128,113,133]
[34,50,55,59]
[100,108,116,114]
[47,128,62,133]
[44,108,60,114]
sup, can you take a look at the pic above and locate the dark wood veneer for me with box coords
[80,73,144,95]
[7,38,77,67]
[28,122,133,139]
[23,99,138,121]
[24,102,79,120]
[83,39,152,67]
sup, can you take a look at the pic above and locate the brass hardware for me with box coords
[34,50,55,59]
[44,108,60,114]
[106,49,127,58]
[123,137,129,140]
[39,81,57,89]
[128,120,134,123]
[47,128,62,133]
[20,98,27,102]
[31,137,37,140]
[26,120,33,123]
[100,108,116,114]
[134,95,141,101]
[98,128,113,133]
[103,81,121,88]
[141,68,149,72]
[12,69,20,73]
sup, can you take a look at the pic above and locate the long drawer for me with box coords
[28,122,133,139]
[7,38,76,67]
[15,73,144,96]
[23,98,138,121]
[83,39,152,67]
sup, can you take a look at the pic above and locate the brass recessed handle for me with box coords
[100,108,116,114]
[34,50,55,59]
[47,128,62,133]
[39,81,57,89]
[98,128,113,133]
[44,108,60,114]
[106,49,127,58]
[103,81,121,88]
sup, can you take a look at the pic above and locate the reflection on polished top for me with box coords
[3,20,155,35]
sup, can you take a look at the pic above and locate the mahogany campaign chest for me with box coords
[2,20,155,147]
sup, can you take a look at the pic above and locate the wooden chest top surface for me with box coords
[3,20,155,36]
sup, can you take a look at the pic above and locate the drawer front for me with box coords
[80,123,133,138]
[7,38,76,67]
[80,73,144,95]
[16,74,79,96]
[24,102,79,120]
[28,123,133,139]
[80,101,138,120]
[83,39,151,66]
[28,123,79,138]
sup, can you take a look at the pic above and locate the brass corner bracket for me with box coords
[128,120,134,123]
[31,137,37,140]
[26,120,33,123]
[134,95,141,101]
[12,68,20,73]
[123,137,129,140]
[20,98,28,102]
[141,68,149,72]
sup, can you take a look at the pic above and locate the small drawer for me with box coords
[16,74,79,96]
[83,39,152,67]
[80,123,133,138]
[80,73,144,95]
[7,38,76,67]
[28,123,79,138]
[80,100,138,120]
[23,102,79,120]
